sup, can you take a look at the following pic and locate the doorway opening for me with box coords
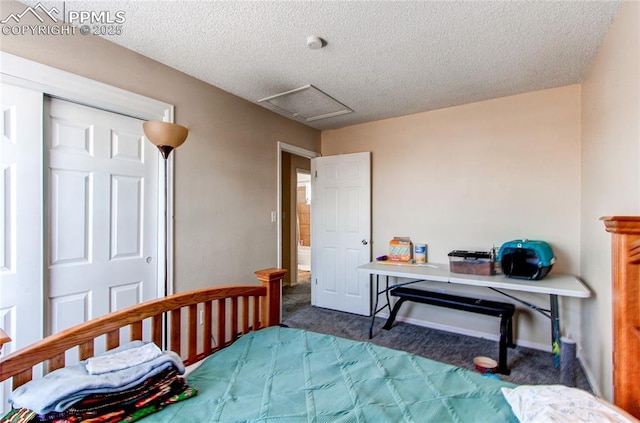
[296,170,311,277]
[277,142,319,321]
[290,169,312,318]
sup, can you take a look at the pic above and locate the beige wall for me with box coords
[0,1,320,291]
[580,1,640,401]
[322,85,582,349]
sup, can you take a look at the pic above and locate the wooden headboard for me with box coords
[0,268,286,393]
[602,216,640,419]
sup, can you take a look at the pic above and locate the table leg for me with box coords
[369,275,380,339]
[550,294,560,368]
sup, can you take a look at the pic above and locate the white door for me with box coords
[311,152,371,315]
[44,98,158,337]
[0,84,44,409]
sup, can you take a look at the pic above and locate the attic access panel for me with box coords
[258,85,353,122]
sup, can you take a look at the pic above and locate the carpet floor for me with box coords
[282,274,592,392]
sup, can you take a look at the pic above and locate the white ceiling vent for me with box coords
[258,85,353,122]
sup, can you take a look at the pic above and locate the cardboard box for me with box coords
[389,237,413,262]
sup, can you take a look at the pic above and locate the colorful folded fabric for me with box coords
[1,408,36,423]
[2,377,197,423]
[45,385,198,423]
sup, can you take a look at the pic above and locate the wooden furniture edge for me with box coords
[602,217,640,418]
[601,216,640,234]
[255,268,288,327]
[0,268,286,392]
[0,329,10,354]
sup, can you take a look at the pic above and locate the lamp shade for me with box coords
[143,121,188,148]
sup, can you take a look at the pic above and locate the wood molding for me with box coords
[0,52,172,122]
[601,216,640,234]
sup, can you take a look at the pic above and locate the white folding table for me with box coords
[357,261,591,368]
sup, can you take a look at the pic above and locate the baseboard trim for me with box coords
[576,348,601,397]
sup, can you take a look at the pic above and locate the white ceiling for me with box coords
[30,1,622,130]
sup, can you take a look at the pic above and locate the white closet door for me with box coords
[44,98,159,342]
[0,83,44,411]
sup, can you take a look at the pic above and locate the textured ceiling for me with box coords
[25,1,622,130]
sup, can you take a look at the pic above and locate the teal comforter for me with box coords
[145,327,518,422]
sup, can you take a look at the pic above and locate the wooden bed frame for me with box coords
[0,268,286,394]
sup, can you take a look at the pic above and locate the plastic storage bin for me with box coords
[448,250,495,276]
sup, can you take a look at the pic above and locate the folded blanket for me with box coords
[8,341,185,415]
[85,343,161,375]
[2,384,198,423]
[36,368,181,421]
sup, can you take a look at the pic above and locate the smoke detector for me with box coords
[306,35,325,50]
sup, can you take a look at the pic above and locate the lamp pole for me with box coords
[142,121,188,350]
[158,146,173,301]
[159,149,171,349]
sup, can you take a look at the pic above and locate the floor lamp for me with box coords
[142,121,189,349]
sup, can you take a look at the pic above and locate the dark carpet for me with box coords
[282,274,592,392]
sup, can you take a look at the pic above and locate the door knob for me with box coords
[361,239,368,245]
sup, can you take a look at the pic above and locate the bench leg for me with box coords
[506,315,516,348]
[382,298,407,330]
[497,315,512,375]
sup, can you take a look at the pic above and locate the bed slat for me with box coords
[252,297,260,333]
[217,299,226,349]
[170,309,181,355]
[187,304,197,363]
[130,321,143,342]
[204,301,213,356]
[48,352,65,372]
[13,369,32,390]
[106,329,119,351]
[79,340,94,361]
[231,297,239,343]
[241,296,249,334]
[152,314,163,347]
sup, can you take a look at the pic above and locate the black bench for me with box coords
[383,287,516,375]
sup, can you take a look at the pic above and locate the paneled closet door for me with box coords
[44,98,159,346]
[0,83,44,412]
